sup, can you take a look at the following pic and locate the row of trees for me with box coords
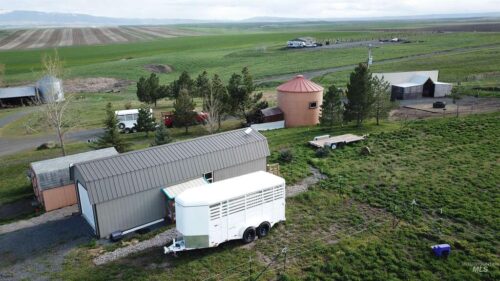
[137,67,267,133]
[320,63,394,127]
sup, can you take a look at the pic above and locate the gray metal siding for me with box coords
[95,188,166,238]
[214,158,267,182]
[76,129,270,205]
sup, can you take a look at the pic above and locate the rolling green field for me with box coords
[49,113,499,281]
[0,20,499,280]
[0,27,499,138]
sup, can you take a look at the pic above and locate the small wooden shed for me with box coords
[30,148,118,212]
[259,107,284,123]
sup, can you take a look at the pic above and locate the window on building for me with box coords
[309,102,318,109]
[203,172,213,183]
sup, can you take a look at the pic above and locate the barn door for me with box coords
[78,182,96,231]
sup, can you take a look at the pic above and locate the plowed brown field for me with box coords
[0,26,198,50]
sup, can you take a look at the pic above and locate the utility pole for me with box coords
[367,44,373,68]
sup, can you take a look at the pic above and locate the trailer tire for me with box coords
[257,222,271,238]
[242,227,256,243]
[118,123,126,129]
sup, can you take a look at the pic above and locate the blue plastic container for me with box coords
[431,244,451,257]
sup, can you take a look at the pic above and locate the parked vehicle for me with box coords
[433,101,446,109]
[162,111,208,128]
[164,171,286,254]
[287,41,306,48]
[115,109,153,133]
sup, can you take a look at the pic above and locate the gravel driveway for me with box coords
[0,215,93,280]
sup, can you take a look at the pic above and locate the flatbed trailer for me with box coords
[309,134,365,149]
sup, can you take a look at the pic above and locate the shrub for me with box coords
[315,147,330,158]
[124,101,132,109]
[278,149,293,163]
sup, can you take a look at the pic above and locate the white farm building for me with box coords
[373,71,453,100]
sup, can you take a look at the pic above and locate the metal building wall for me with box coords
[93,157,266,238]
[214,158,267,182]
[95,188,166,238]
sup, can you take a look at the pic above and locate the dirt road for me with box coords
[0,128,104,157]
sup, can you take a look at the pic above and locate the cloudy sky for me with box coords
[1,0,499,20]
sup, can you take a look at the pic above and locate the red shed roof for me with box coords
[277,75,324,93]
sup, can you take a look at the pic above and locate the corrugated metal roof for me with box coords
[373,71,439,86]
[0,86,37,99]
[75,128,270,205]
[31,148,118,190]
[277,75,324,93]
[260,107,283,117]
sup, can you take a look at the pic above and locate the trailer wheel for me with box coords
[257,222,271,238]
[242,227,256,243]
[118,123,126,129]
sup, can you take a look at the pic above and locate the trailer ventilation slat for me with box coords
[210,203,221,220]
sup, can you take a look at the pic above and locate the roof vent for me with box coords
[245,128,253,135]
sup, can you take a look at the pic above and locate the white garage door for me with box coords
[78,182,96,231]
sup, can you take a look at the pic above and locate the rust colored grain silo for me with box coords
[277,75,324,128]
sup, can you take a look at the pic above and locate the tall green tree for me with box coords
[371,76,393,125]
[135,106,156,136]
[227,67,266,122]
[169,71,194,99]
[152,121,172,146]
[211,74,230,131]
[320,84,345,127]
[136,73,165,107]
[344,63,375,127]
[173,89,196,133]
[97,102,129,152]
[194,71,211,106]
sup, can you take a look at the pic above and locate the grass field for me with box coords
[0,27,499,138]
[47,112,499,281]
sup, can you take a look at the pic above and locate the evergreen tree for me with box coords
[195,71,211,107]
[173,89,196,133]
[371,76,393,125]
[135,106,156,136]
[212,74,230,130]
[344,63,375,127]
[227,67,266,122]
[152,121,171,146]
[136,76,150,104]
[97,102,129,152]
[136,73,165,107]
[320,84,344,127]
[169,71,194,99]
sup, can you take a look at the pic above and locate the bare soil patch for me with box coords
[390,97,500,121]
[144,64,173,74]
[64,77,132,93]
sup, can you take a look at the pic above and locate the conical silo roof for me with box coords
[276,75,324,93]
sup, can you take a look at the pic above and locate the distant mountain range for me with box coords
[1,10,500,27]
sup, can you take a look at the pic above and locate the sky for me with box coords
[1,0,499,20]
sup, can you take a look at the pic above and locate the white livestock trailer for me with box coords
[164,171,286,254]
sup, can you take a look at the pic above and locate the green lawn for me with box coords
[51,112,499,281]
